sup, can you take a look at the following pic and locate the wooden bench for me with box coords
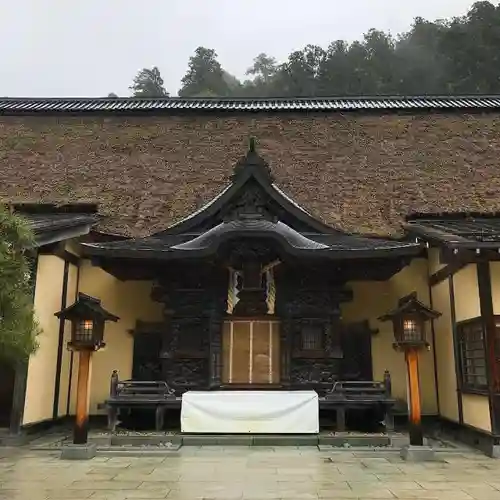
[105,371,180,432]
[319,370,395,432]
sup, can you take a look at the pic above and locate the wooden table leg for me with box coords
[107,406,118,432]
[336,407,346,432]
[155,406,165,431]
[384,406,394,432]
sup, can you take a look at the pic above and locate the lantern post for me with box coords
[55,293,118,459]
[379,293,440,460]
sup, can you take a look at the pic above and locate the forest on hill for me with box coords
[114,1,500,98]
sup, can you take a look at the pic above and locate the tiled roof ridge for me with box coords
[2,95,500,112]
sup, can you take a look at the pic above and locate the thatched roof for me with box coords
[1,103,500,237]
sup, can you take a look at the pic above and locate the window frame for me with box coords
[457,317,489,395]
[294,318,326,358]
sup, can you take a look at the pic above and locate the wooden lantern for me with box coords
[379,294,440,446]
[380,294,439,352]
[56,293,118,351]
[55,293,119,444]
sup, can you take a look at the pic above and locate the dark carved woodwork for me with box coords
[213,179,313,233]
[164,359,208,392]
[223,181,274,221]
[273,263,354,390]
[290,359,340,392]
[221,239,281,269]
[149,263,228,392]
[132,328,163,381]
[232,260,269,316]
[340,321,374,380]
[209,306,224,388]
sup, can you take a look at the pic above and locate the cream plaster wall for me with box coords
[342,258,438,414]
[489,262,500,315]
[430,263,491,431]
[462,394,492,432]
[428,248,445,275]
[430,279,459,422]
[452,264,490,431]
[23,255,65,425]
[70,261,163,414]
[453,265,481,322]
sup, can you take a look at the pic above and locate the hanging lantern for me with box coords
[379,293,440,351]
[55,293,119,351]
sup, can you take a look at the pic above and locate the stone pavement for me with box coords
[2,445,500,499]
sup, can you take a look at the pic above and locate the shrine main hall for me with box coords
[2,96,500,455]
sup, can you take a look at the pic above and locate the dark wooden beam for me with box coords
[440,248,500,265]
[65,264,80,416]
[38,242,80,266]
[427,261,441,415]
[449,275,464,425]
[52,259,70,420]
[477,262,500,434]
[429,260,468,287]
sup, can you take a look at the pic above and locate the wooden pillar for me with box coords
[9,359,28,434]
[74,350,92,445]
[209,308,223,388]
[405,348,423,446]
[477,261,500,433]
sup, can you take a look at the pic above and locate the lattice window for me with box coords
[75,319,94,343]
[301,323,324,351]
[458,319,488,391]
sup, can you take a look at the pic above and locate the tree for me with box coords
[179,47,232,97]
[107,92,118,98]
[393,17,448,95]
[0,207,40,364]
[275,45,327,96]
[437,1,500,93]
[246,53,278,85]
[129,67,169,97]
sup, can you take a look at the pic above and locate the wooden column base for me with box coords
[74,350,92,445]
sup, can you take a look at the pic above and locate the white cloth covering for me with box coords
[181,390,319,434]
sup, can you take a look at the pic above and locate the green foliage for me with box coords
[179,47,232,97]
[130,67,169,97]
[0,207,40,364]
[246,53,278,86]
[152,1,500,97]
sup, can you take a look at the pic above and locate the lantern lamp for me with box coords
[55,293,119,351]
[379,293,441,456]
[55,293,119,449]
[379,293,440,352]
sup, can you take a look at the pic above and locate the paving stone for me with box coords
[390,490,474,499]
[2,442,500,499]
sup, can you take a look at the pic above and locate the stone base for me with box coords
[489,445,500,458]
[0,433,31,446]
[400,445,436,462]
[391,435,429,448]
[60,443,97,460]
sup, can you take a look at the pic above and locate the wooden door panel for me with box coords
[222,322,231,384]
[252,321,271,384]
[232,322,251,383]
[271,323,281,383]
[222,319,281,385]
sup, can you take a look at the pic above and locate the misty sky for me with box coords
[1,0,475,97]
